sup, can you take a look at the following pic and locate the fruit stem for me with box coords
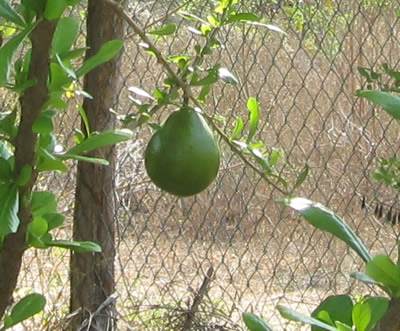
[183,96,190,108]
[105,0,290,196]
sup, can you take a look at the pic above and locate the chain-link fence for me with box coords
[14,0,400,329]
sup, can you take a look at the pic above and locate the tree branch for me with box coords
[104,0,289,195]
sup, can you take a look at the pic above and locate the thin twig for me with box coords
[104,0,191,98]
[104,0,290,195]
[77,293,119,331]
[182,267,214,331]
[129,1,190,35]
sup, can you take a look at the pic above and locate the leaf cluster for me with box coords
[114,0,302,195]
[0,1,130,328]
[243,28,400,331]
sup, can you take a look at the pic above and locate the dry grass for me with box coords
[8,1,400,330]
[14,213,398,330]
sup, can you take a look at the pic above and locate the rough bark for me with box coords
[0,19,57,318]
[372,297,400,331]
[69,1,125,330]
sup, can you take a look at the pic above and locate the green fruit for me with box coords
[145,107,220,197]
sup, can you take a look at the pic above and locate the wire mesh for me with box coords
[13,0,400,330]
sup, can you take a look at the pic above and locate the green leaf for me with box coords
[44,0,68,20]
[32,111,54,134]
[366,255,400,292]
[19,2,35,24]
[225,13,260,24]
[43,212,65,231]
[27,231,49,248]
[0,110,17,138]
[292,164,309,192]
[47,95,68,111]
[311,295,353,331]
[242,312,272,331]
[153,87,168,104]
[58,47,88,62]
[32,191,57,217]
[163,76,178,87]
[214,0,237,15]
[0,0,26,27]
[253,153,272,174]
[213,114,226,123]
[55,53,76,82]
[0,27,33,86]
[14,77,36,93]
[334,321,353,331]
[4,293,46,328]
[231,117,244,140]
[207,14,220,27]
[278,306,340,331]
[28,216,48,238]
[73,129,85,144]
[16,164,32,186]
[128,86,154,100]
[357,67,372,81]
[381,63,400,83]
[58,153,109,165]
[36,148,69,172]
[268,148,280,167]
[148,23,176,36]
[315,310,333,326]
[0,141,12,160]
[365,297,389,330]
[55,53,76,79]
[0,157,12,182]
[38,133,57,152]
[352,303,371,331]
[278,198,372,263]
[76,40,124,78]
[168,54,190,63]
[52,17,79,55]
[45,240,101,253]
[233,139,248,149]
[178,11,209,26]
[21,0,46,15]
[197,84,211,103]
[245,21,287,35]
[187,26,202,36]
[218,67,239,84]
[67,129,133,155]
[78,105,91,137]
[0,183,19,236]
[356,90,400,120]
[49,63,71,92]
[191,71,218,86]
[247,97,259,143]
[200,24,212,36]
[351,272,382,286]
[75,90,92,99]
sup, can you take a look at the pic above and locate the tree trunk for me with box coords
[372,297,400,331]
[69,1,125,329]
[0,19,57,319]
